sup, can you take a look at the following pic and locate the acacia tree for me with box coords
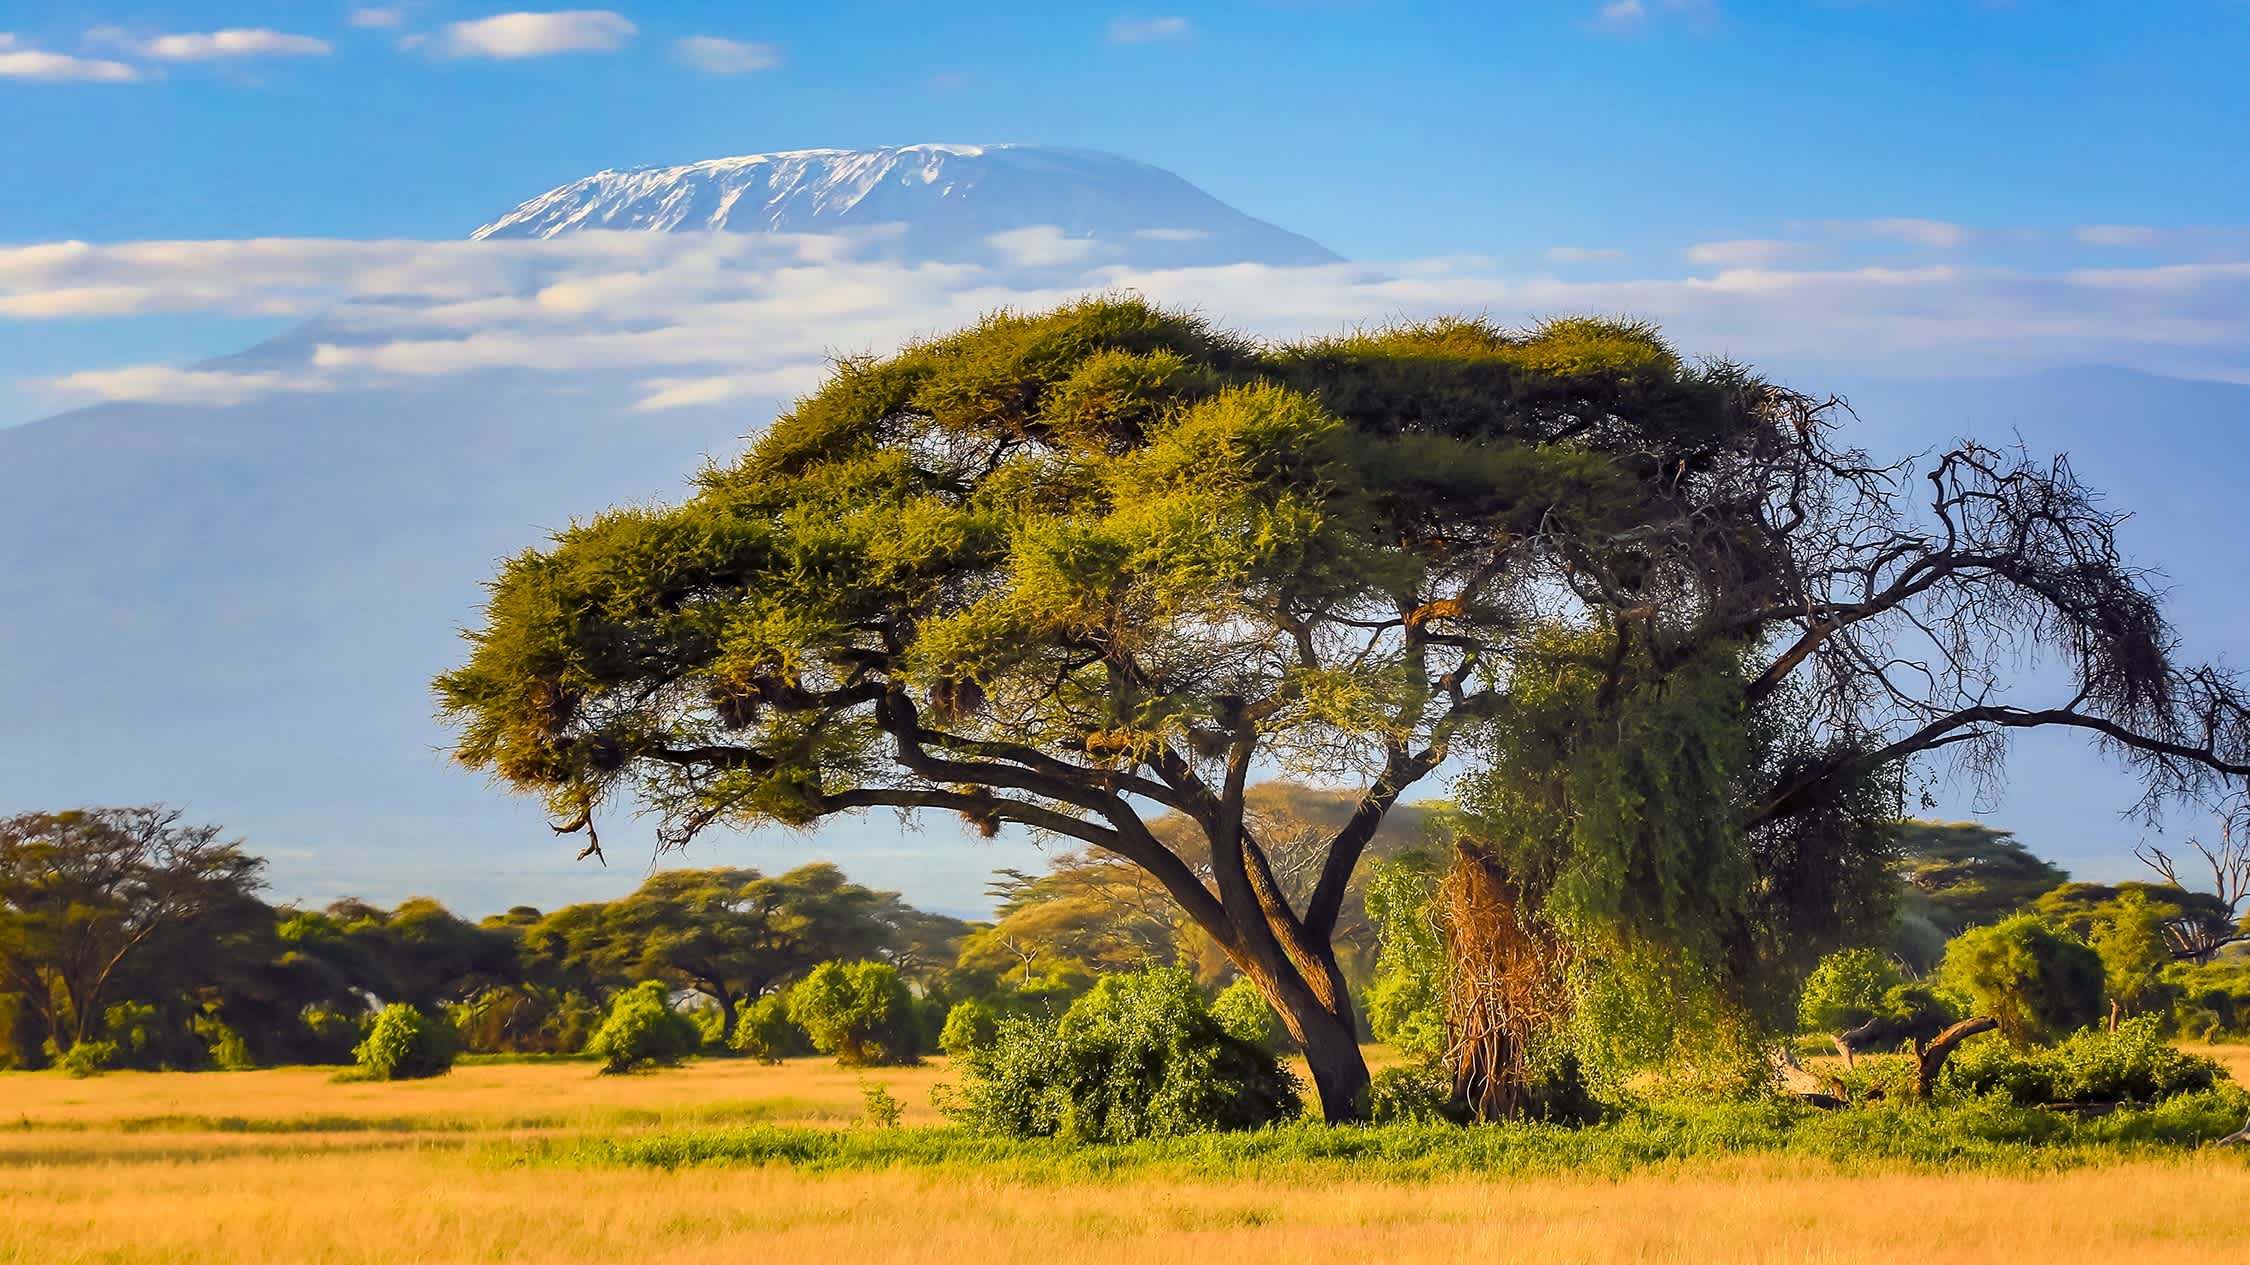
[438,299,2250,1121]
[0,807,267,1052]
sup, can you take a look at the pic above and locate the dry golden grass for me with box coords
[3,1049,2248,1265]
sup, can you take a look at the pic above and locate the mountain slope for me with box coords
[472,143,1342,268]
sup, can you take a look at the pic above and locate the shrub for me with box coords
[299,1007,370,1064]
[585,981,702,1074]
[1211,977,1293,1054]
[687,1001,729,1051]
[1938,914,2106,1044]
[861,1081,904,1128]
[731,994,812,1063]
[938,997,1000,1057]
[942,967,1303,1141]
[1367,1059,1464,1124]
[1798,948,1905,1033]
[787,961,919,1067]
[57,1038,121,1078]
[1942,1015,2226,1105]
[352,1003,457,1080]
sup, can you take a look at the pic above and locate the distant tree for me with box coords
[522,864,912,1039]
[2132,814,2250,963]
[1939,914,2107,1045]
[787,960,918,1067]
[0,807,267,1054]
[730,992,812,1062]
[1211,975,1292,1054]
[1893,820,2071,937]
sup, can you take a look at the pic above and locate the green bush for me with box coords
[938,997,1000,1057]
[299,1007,370,1064]
[585,981,702,1074]
[1211,977,1292,1054]
[787,962,919,1067]
[57,1038,121,1078]
[687,1001,729,1051]
[942,967,1303,1142]
[352,1003,457,1080]
[731,994,812,1063]
[1938,914,2106,1045]
[1942,1016,2226,1105]
[1798,948,1906,1033]
[1367,1059,1465,1125]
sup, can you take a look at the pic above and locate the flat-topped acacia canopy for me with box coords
[440,298,2250,1120]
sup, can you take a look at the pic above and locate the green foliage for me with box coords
[730,993,812,1063]
[860,1081,904,1128]
[1941,1016,2227,1105]
[942,967,1303,1142]
[352,1002,457,1081]
[1361,852,1448,1060]
[1798,948,1906,1033]
[57,1038,121,1078]
[1366,1060,1465,1125]
[584,981,702,1074]
[1209,977,1291,1054]
[1939,914,2107,1045]
[787,961,919,1067]
[557,1087,2250,1179]
[938,997,1000,1057]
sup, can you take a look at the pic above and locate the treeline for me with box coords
[0,807,983,1073]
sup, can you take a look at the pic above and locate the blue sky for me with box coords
[3,2,2249,912]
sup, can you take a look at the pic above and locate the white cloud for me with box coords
[2076,225,2163,248]
[0,41,139,82]
[1132,228,1208,242]
[16,227,2250,409]
[1107,15,1190,43]
[675,35,780,74]
[987,226,1101,268]
[1684,238,1815,268]
[44,365,319,406]
[439,10,635,59]
[96,27,333,60]
[1595,0,1713,31]
[349,8,406,29]
[1547,246,1625,263]
[1813,217,1968,248]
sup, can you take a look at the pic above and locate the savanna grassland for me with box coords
[7,1050,2250,1265]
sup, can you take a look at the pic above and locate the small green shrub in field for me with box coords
[938,997,999,1057]
[1798,948,1905,1032]
[352,1003,456,1080]
[585,981,702,1074]
[787,961,919,1067]
[860,1081,904,1128]
[942,967,1302,1142]
[1939,914,2105,1045]
[731,994,812,1063]
[299,1007,369,1064]
[1211,977,1292,1054]
[1942,1015,2225,1105]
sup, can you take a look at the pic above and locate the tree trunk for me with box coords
[1912,1016,1998,1100]
[1295,1006,1372,1124]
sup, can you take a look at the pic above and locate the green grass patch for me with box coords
[509,1089,2250,1181]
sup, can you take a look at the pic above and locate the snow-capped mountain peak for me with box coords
[471,143,1340,267]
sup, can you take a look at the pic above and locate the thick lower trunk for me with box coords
[1296,1011,1371,1124]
